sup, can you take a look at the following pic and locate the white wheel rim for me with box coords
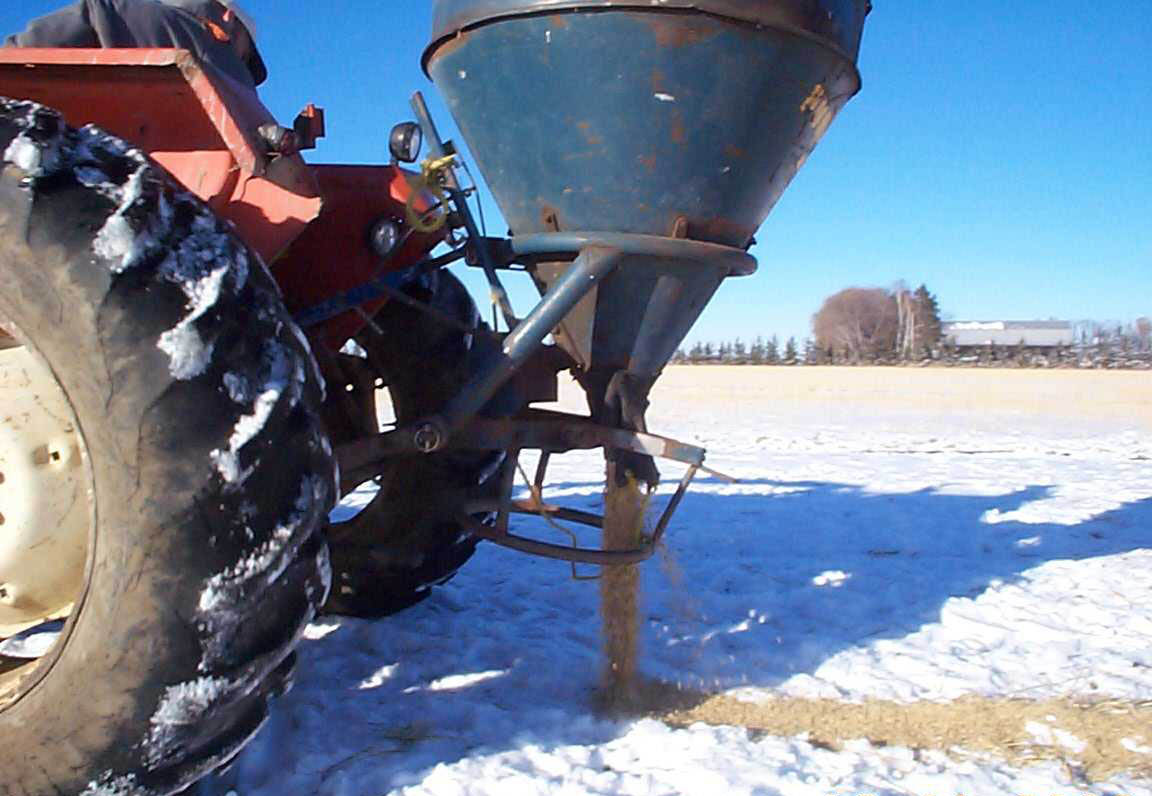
[0,330,90,640]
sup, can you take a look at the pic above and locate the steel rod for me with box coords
[461,514,651,566]
[410,91,519,329]
[293,247,466,329]
[511,231,757,276]
[439,246,621,430]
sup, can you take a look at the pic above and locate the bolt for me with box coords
[412,422,444,454]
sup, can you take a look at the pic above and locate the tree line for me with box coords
[673,284,1151,369]
[674,336,804,365]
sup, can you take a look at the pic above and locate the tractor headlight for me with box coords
[389,121,423,164]
[369,217,402,260]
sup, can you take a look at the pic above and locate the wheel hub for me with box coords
[0,345,88,638]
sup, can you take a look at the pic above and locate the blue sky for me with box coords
[4,1,1150,346]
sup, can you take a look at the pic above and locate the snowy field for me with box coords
[202,366,1152,796]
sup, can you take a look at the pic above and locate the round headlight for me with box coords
[389,121,423,164]
[369,217,402,260]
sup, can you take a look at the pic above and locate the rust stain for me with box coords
[693,216,752,248]
[637,154,658,174]
[549,14,570,30]
[650,68,666,94]
[670,113,686,145]
[428,30,469,61]
[539,204,562,232]
[643,16,718,48]
[800,83,836,139]
[724,144,746,159]
[575,120,603,148]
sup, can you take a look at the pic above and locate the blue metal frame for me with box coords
[439,244,621,428]
[400,230,757,452]
[511,232,756,276]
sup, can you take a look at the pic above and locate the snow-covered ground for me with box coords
[202,367,1152,796]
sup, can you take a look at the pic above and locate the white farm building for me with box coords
[943,321,1074,348]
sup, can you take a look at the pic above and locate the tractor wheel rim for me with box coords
[0,315,93,709]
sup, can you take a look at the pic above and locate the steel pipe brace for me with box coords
[511,231,758,276]
[430,245,624,439]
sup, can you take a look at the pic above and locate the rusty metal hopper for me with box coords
[424,0,868,383]
[425,0,868,248]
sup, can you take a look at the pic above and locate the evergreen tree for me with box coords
[803,337,827,365]
[750,336,766,364]
[1118,324,1133,354]
[732,338,747,363]
[803,337,816,364]
[783,337,798,365]
[911,284,942,358]
[766,335,780,364]
[1014,338,1029,367]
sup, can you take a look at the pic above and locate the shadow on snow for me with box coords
[201,482,1152,794]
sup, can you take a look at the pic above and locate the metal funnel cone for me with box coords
[426,1,867,247]
[531,254,727,379]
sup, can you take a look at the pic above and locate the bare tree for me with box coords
[894,282,914,359]
[811,287,899,361]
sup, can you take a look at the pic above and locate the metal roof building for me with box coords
[943,321,1074,348]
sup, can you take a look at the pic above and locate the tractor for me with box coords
[0,1,869,793]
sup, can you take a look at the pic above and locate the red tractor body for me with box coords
[0,47,441,349]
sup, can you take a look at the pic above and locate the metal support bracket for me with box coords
[336,410,735,566]
[325,224,758,566]
[417,245,623,448]
[461,450,705,566]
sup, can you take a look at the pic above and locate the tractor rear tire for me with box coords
[324,271,502,618]
[0,101,335,795]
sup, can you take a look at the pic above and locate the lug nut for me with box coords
[413,422,444,453]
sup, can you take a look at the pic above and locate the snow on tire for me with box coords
[0,100,336,795]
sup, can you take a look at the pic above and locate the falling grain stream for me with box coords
[598,463,651,712]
